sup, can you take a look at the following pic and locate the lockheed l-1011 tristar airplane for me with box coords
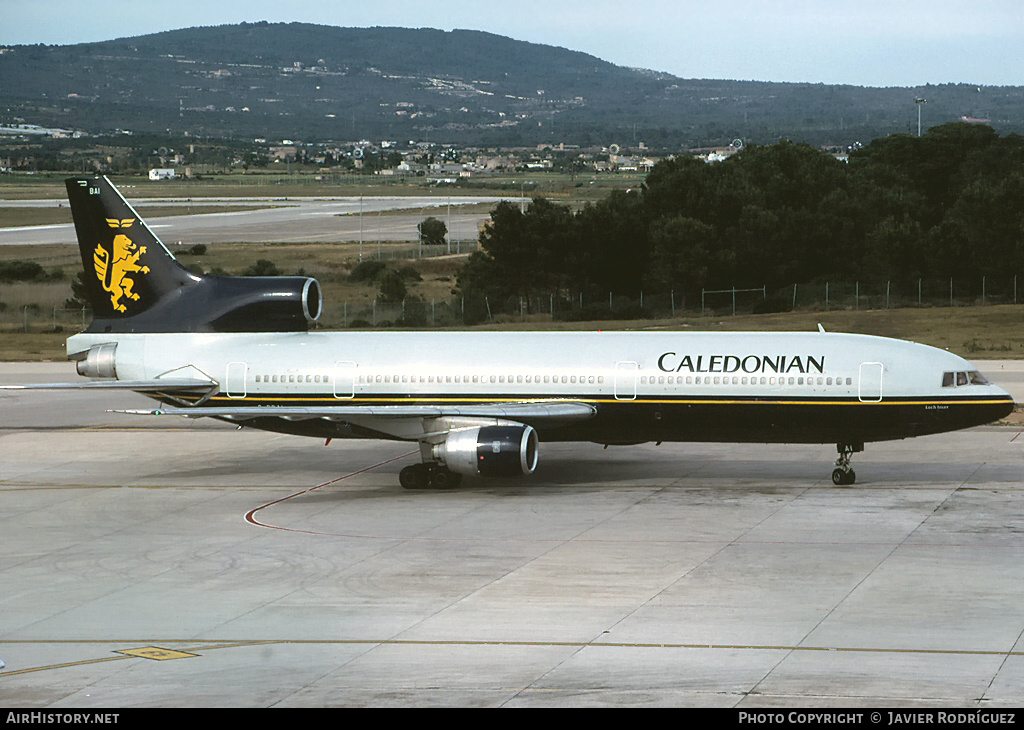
[2,176,1014,488]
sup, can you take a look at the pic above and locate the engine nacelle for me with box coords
[435,425,539,477]
[74,342,117,378]
[204,275,322,332]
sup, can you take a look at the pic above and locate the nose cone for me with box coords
[954,361,1018,426]
[995,393,1015,421]
[979,380,1015,424]
[981,365,1018,421]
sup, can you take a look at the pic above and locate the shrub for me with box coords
[242,259,281,276]
[396,265,422,281]
[378,270,407,302]
[0,260,47,282]
[349,260,387,283]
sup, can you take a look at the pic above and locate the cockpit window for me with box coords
[943,370,990,387]
[968,371,990,386]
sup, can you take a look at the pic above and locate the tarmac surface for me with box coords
[1,361,1023,707]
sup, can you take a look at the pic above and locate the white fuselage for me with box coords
[66,328,1012,446]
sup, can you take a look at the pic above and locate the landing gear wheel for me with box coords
[832,468,856,486]
[429,467,463,490]
[400,464,463,490]
[399,464,430,490]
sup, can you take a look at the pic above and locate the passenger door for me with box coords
[225,361,247,399]
[334,361,356,399]
[858,362,883,402]
[614,361,638,401]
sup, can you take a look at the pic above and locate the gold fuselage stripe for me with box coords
[197,394,1010,407]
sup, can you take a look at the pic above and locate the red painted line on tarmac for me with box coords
[244,450,417,534]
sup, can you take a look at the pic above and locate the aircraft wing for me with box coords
[114,400,597,422]
[113,399,597,442]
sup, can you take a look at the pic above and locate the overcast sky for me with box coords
[3,0,1023,87]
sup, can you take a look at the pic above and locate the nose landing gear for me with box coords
[831,441,863,485]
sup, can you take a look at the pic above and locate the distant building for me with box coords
[430,162,467,175]
[397,161,428,174]
[475,154,517,171]
[691,145,741,164]
[269,145,298,161]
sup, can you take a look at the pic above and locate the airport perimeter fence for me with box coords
[3,276,1021,334]
[1,305,92,334]
[352,241,475,262]
[321,276,1023,329]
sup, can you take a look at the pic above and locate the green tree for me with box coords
[454,127,1024,319]
[458,198,579,309]
[646,215,719,295]
[418,216,447,246]
[574,189,647,295]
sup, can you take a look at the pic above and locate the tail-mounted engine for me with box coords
[199,275,322,333]
[434,424,539,477]
[73,342,118,378]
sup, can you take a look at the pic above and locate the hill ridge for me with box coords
[2,22,1022,146]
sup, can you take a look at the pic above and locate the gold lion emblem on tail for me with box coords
[94,218,149,313]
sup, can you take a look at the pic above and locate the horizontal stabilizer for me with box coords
[0,379,216,392]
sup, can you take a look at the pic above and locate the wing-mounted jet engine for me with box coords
[396,423,540,489]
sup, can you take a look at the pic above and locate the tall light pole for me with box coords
[915,97,927,137]
[376,209,383,260]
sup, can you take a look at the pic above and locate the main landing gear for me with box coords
[399,463,463,490]
[831,441,863,485]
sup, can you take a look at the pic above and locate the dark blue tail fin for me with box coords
[66,176,321,333]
